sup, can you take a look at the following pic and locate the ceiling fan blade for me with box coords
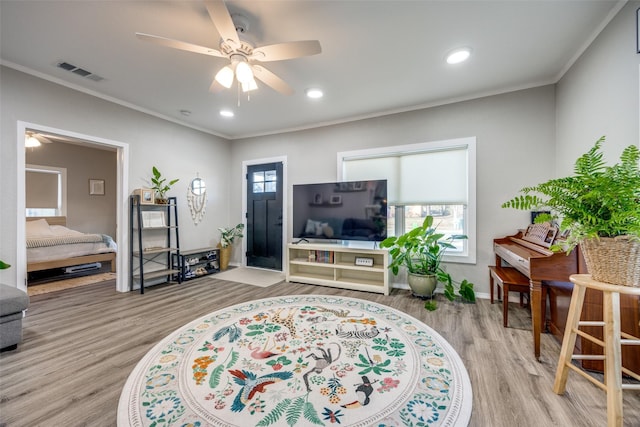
[252,40,321,62]
[251,65,294,96]
[204,0,239,47]
[136,33,223,57]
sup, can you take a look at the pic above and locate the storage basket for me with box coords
[580,236,640,287]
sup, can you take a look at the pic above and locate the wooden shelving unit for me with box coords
[286,242,389,295]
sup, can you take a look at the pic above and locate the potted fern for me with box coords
[502,136,640,286]
[380,215,475,310]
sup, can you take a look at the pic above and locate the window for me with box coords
[25,164,67,217]
[252,170,277,193]
[338,137,476,263]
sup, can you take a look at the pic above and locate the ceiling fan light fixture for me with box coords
[25,135,41,147]
[446,48,471,64]
[235,61,253,84]
[215,66,235,89]
[241,78,258,92]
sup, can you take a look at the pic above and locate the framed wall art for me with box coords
[89,179,105,195]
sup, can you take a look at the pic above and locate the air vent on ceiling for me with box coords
[56,61,104,82]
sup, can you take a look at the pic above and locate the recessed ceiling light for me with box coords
[446,48,471,65]
[306,88,323,99]
[220,109,234,118]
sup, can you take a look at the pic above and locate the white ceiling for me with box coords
[1,1,623,140]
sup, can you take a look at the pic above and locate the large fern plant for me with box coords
[502,136,640,252]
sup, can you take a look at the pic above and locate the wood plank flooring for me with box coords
[1,278,639,426]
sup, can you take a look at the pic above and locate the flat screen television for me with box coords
[292,180,387,242]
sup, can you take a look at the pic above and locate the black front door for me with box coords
[246,162,283,270]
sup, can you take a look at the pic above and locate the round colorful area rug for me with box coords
[118,295,472,426]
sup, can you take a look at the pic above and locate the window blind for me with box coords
[343,147,468,205]
[26,170,59,208]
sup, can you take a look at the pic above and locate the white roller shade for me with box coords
[342,156,399,203]
[343,147,467,205]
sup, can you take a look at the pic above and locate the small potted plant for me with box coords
[150,166,179,204]
[217,223,245,270]
[502,136,640,286]
[380,215,475,310]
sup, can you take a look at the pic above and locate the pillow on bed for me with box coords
[25,219,54,238]
[49,225,84,236]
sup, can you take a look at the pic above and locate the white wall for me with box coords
[230,86,557,296]
[556,1,640,172]
[0,66,231,288]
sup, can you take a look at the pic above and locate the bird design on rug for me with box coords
[248,337,280,359]
[228,369,293,412]
[341,375,374,409]
[212,324,242,343]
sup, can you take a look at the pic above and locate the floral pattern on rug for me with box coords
[118,296,472,426]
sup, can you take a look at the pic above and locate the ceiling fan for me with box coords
[25,131,54,147]
[136,0,321,95]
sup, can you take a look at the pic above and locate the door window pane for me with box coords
[252,170,277,193]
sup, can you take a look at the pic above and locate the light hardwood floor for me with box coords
[1,277,639,426]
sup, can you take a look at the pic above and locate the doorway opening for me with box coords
[16,121,129,293]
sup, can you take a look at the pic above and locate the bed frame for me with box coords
[26,216,116,273]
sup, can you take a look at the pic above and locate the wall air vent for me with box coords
[56,61,104,82]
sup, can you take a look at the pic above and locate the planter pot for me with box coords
[408,272,438,298]
[155,198,168,205]
[218,244,231,271]
[580,236,640,287]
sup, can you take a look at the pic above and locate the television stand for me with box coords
[286,243,389,295]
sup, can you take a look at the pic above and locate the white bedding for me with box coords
[26,219,117,264]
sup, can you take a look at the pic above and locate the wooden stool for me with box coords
[553,274,640,427]
[489,266,530,327]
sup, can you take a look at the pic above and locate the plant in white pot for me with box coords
[502,136,640,286]
[217,223,245,271]
[380,215,475,310]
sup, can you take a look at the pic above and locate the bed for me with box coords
[26,217,117,273]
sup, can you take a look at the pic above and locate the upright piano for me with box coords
[493,228,580,360]
[494,229,640,373]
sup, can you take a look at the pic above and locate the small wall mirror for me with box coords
[188,176,207,225]
[190,177,206,195]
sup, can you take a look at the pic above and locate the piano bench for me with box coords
[489,266,531,327]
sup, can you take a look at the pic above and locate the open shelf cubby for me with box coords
[286,242,389,295]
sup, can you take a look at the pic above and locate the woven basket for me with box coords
[580,236,640,287]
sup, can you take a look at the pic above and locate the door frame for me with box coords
[16,121,130,292]
[241,156,287,271]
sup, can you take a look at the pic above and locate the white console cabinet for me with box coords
[286,243,389,295]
